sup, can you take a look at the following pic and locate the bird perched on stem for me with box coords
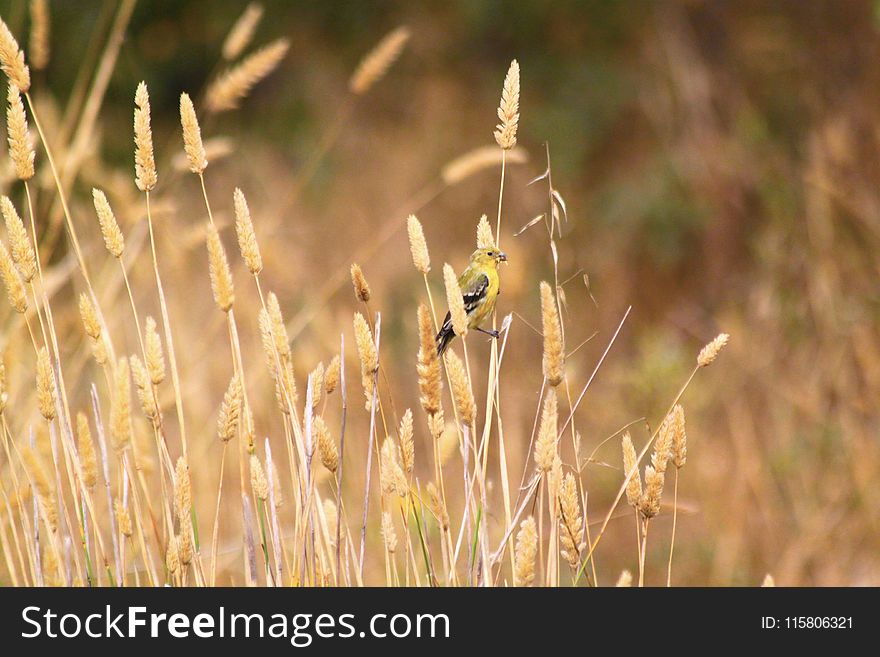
[437,248,507,355]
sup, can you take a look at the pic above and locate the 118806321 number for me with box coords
[785,617,852,629]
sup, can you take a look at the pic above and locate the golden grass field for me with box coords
[0,1,877,587]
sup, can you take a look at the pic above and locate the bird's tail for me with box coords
[436,311,455,356]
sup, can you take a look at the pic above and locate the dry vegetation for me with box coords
[0,2,770,588]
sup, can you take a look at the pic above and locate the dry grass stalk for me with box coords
[406,215,430,274]
[36,347,56,421]
[0,361,5,415]
[399,408,414,473]
[29,0,49,70]
[476,214,495,249]
[207,39,289,112]
[616,570,633,587]
[350,263,371,303]
[0,19,30,92]
[697,332,730,367]
[381,511,397,553]
[353,312,378,410]
[144,316,165,385]
[446,350,475,427]
[1,195,36,281]
[494,59,519,150]
[558,472,584,569]
[441,145,528,186]
[417,304,442,416]
[622,432,642,508]
[380,438,407,497]
[323,499,337,544]
[111,358,132,452]
[250,453,268,501]
[133,82,157,192]
[91,189,124,258]
[540,281,564,386]
[324,355,340,395]
[349,26,410,95]
[6,83,34,180]
[76,412,97,490]
[443,263,468,338]
[222,2,264,61]
[217,375,243,442]
[206,223,234,312]
[514,516,537,586]
[179,92,207,174]
[0,239,27,312]
[21,447,55,531]
[534,388,558,473]
[315,415,337,473]
[233,188,262,275]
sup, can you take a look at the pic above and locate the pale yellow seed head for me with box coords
[494,59,519,150]
[426,481,449,530]
[350,263,371,303]
[446,350,475,427]
[206,223,234,312]
[761,574,776,587]
[114,499,132,537]
[381,511,398,553]
[349,26,410,95]
[250,453,268,501]
[175,456,191,522]
[111,358,132,452]
[178,528,193,565]
[1,195,36,281]
[476,214,495,250]
[406,214,430,274]
[233,187,262,274]
[639,465,664,519]
[6,83,34,180]
[130,355,159,425]
[166,536,179,574]
[78,293,101,339]
[353,312,378,410]
[315,415,337,473]
[0,239,27,313]
[380,438,408,497]
[76,412,97,490]
[308,361,324,410]
[559,472,584,570]
[540,281,564,386]
[535,388,558,473]
[417,304,442,416]
[179,92,207,174]
[133,82,157,192]
[671,404,687,469]
[616,570,633,587]
[324,354,340,395]
[697,332,730,367]
[36,346,56,421]
[144,316,165,385]
[265,292,290,359]
[399,408,414,473]
[443,263,468,338]
[622,431,642,508]
[514,516,537,587]
[207,39,290,112]
[91,188,124,258]
[0,19,30,92]
[652,411,674,475]
[217,375,242,442]
[441,145,528,186]
[222,2,264,61]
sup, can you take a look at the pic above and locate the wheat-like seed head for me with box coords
[76,412,97,490]
[399,408,414,473]
[29,0,49,70]
[652,411,674,475]
[426,481,449,531]
[380,437,408,497]
[443,263,468,338]
[174,456,191,522]
[207,39,290,112]
[206,223,234,312]
[91,188,124,258]
[250,453,269,501]
[133,82,157,192]
[616,570,633,587]
[353,312,378,410]
[350,263,371,303]
[476,214,495,250]
[36,346,56,421]
[130,355,159,425]
[324,354,340,395]
[381,511,398,553]
[143,316,165,385]
[1,195,36,281]
[114,499,132,537]
[308,361,324,410]
[0,239,26,313]
[445,350,475,427]
[91,335,108,366]
[78,292,101,340]
[559,472,585,570]
[494,59,519,150]
[178,526,193,565]
[639,465,664,519]
[233,187,262,275]
[0,19,30,92]
[265,292,290,359]
[21,447,55,531]
[671,404,687,468]
[534,388,558,473]
[697,332,729,367]
[406,214,430,274]
[622,431,642,508]
[222,2,264,61]
[539,281,564,386]
[417,304,442,416]
[179,92,207,174]
[349,26,410,95]
[111,358,132,452]
[514,516,537,587]
[315,415,337,473]
[441,145,528,185]
[6,83,34,180]
[218,375,242,442]
[166,536,179,574]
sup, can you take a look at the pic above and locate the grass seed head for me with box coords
[535,388,558,473]
[1,195,36,281]
[207,39,289,112]
[349,26,410,95]
[494,59,519,150]
[6,83,34,179]
[233,187,262,274]
[622,431,642,508]
[540,281,564,386]
[698,332,730,367]
[133,82,157,192]
[406,214,430,274]
[514,516,537,586]
[207,223,235,312]
[0,19,30,92]
[179,92,207,174]
[76,412,97,490]
[91,189,124,258]
[350,263,371,303]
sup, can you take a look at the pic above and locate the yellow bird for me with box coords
[436,247,507,355]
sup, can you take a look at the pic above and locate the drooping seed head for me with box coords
[6,83,34,179]
[91,189,124,258]
[1,195,36,281]
[353,312,378,410]
[217,375,243,442]
[349,26,410,95]
[558,472,585,570]
[324,354,340,395]
[697,332,730,368]
[207,39,289,112]
[315,415,337,473]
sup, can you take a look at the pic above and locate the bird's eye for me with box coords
[488,251,494,257]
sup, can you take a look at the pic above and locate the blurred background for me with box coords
[1,0,879,586]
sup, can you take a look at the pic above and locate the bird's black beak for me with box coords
[497,251,508,262]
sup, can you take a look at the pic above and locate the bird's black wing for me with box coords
[462,273,490,315]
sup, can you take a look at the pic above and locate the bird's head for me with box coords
[470,247,508,268]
